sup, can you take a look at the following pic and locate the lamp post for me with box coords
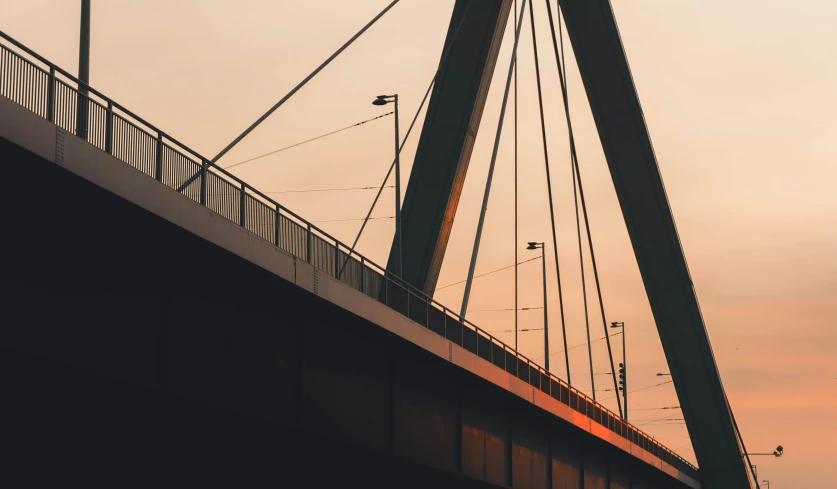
[77,0,91,139]
[611,321,626,420]
[527,242,549,372]
[372,94,401,276]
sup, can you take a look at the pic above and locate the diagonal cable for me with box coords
[177,0,402,192]
[460,0,529,319]
[529,0,571,385]
[545,0,622,418]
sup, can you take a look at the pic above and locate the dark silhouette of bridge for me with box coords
[0,30,706,488]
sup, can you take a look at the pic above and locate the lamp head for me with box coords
[774,446,783,457]
[526,242,540,250]
[372,98,389,106]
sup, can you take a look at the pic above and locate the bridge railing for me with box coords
[0,30,697,480]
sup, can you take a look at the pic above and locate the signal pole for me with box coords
[611,321,627,420]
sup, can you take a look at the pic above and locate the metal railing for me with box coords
[0,29,697,479]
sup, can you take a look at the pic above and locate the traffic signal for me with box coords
[618,363,626,391]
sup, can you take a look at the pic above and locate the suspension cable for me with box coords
[545,0,595,400]
[460,0,529,320]
[529,0,571,385]
[210,0,402,166]
[514,0,520,353]
[545,0,622,418]
[338,0,476,279]
[223,112,393,170]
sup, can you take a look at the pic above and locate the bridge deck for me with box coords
[0,32,698,489]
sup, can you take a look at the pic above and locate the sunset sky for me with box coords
[3,0,835,486]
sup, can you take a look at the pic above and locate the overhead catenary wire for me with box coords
[337,0,477,279]
[599,380,673,402]
[223,112,393,170]
[485,327,544,333]
[469,306,544,312]
[264,186,394,194]
[313,216,393,223]
[636,411,683,427]
[533,330,622,361]
[460,0,529,319]
[529,0,570,385]
[436,256,540,291]
[632,406,681,411]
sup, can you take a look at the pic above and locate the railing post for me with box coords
[306,223,312,264]
[105,100,113,155]
[426,294,429,328]
[334,242,340,278]
[47,67,55,123]
[239,183,246,227]
[199,159,207,206]
[360,256,365,294]
[274,204,281,247]
[155,132,163,181]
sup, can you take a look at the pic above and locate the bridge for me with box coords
[0,1,761,488]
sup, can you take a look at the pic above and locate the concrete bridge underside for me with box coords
[1,96,694,488]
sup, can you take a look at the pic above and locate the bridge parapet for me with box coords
[0,29,697,482]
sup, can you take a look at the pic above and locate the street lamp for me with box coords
[527,242,549,372]
[611,321,627,420]
[747,446,784,458]
[656,372,671,376]
[372,94,402,276]
[761,480,769,489]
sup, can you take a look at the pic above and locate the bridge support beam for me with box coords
[558,0,751,486]
[387,0,513,294]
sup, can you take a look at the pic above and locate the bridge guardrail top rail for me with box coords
[0,29,697,480]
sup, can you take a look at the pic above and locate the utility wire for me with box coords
[338,0,477,279]
[436,257,540,291]
[265,185,393,194]
[223,112,393,170]
[533,331,621,361]
[313,216,393,223]
[485,327,544,333]
[600,380,673,402]
[632,406,681,411]
[469,306,543,312]
[636,412,683,427]
[529,0,570,385]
